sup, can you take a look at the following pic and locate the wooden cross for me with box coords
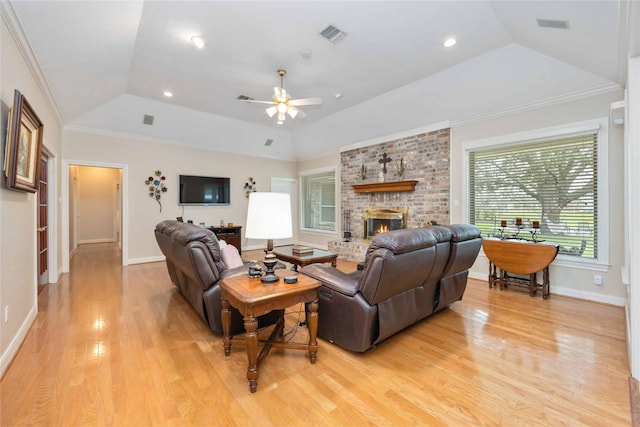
[378,153,392,174]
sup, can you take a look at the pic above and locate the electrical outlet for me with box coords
[594,275,603,286]
[4,305,8,322]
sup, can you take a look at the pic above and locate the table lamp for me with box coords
[245,192,293,283]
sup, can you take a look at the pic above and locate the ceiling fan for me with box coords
[241,69,322,125]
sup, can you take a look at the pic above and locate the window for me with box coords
[300,169,336,233]
[469,128,599,260]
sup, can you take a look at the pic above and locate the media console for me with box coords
[208,226,242,255]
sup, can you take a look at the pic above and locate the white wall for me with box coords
[61,130,298,263]
[451,90,626,305]
[1,17,62,376]
[626,56,640,377]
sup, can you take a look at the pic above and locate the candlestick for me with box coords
[501,220,507,228]
[532,221,540,229]
[515,217,522,226]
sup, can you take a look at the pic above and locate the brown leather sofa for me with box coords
[300,225,481,352]
[155,220,279,335]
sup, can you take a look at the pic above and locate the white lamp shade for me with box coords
[245,192,293,240]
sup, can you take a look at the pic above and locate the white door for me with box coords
[271,177,296,246]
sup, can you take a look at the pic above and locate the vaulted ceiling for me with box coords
[5,1,634,160]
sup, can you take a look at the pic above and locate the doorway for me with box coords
[271,177,297,245]
[62,160,128,272]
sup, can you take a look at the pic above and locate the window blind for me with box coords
[469,131,597,258]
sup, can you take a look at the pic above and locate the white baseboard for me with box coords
[468,271,624,306]
[78,238,116,244]
[128,255,165,265]
[0,304,37,378]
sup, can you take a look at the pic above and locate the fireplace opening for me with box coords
[364,209,407,239]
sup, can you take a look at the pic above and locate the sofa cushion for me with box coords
[221,244,243,269]
[368,228,437,254]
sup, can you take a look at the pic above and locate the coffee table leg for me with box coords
[292,264,299,272]
[306,299,319,364]
[244,315,259,393]
[221,297,231,356]
[331,258,337,267]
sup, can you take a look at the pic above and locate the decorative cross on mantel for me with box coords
[378,153,392,174]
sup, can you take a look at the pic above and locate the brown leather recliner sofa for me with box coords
[300,225,481,352]
[155,220,279,335]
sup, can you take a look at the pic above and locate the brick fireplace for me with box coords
[328,127,450,261]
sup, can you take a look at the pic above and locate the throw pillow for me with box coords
[218,239,228,249]
[221,244,243,269]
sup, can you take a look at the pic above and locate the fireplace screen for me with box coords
[364,209,407,239]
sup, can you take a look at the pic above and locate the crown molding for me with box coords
[339,121,451,153]
[450,82,622,127]
[1,1,64,127]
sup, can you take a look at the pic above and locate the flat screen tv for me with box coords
[179,175,230,205]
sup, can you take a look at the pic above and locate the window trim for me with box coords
[462,118,609,268]
[299,166,338,235]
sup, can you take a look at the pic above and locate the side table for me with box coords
[482,238,559,299]
[220,270,320,393]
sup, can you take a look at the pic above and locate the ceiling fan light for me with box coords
[278,112,286,122]
[277,103,288,113]
[190,36,205,49]
[287,108,298,119]
[266,106,277,117]
[277,120,284,125]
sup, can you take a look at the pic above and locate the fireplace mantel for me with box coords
[352,180,418,194]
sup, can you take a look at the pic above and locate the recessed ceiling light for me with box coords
[163,91,173,98]
[191,36,205,49]
[443,38,456,48]
[333,93,343,99]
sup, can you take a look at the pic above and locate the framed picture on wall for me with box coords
[4,89,44,192]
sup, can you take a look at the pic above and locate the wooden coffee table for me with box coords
[220,270,320,393]
[272,245,338,271]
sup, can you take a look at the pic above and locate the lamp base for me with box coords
[260,252,279,284]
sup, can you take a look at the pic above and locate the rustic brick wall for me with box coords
[341,128,450,239]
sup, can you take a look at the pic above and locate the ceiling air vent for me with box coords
[143,114,154,125]
[320,25,347,44]
[536,18,570,29]
[237,95,254,101]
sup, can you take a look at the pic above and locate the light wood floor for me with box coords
[1,243,631,426]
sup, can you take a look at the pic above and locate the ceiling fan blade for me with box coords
[240,99,276,105]
[273,87,281,98]
[289,97,322,106]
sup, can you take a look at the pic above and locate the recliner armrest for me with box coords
[300,264,362,297]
